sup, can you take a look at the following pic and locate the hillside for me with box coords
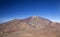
[0,16,60,37]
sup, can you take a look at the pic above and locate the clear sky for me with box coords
[0,0,60,23]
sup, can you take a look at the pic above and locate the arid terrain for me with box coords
[0,16,60,37]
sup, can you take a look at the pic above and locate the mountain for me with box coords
[0,16,60,37]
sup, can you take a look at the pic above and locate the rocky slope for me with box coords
[0,16,60,37]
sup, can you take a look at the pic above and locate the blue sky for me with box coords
[0,0,60,23]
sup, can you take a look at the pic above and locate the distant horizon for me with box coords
[0,15,60,24]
